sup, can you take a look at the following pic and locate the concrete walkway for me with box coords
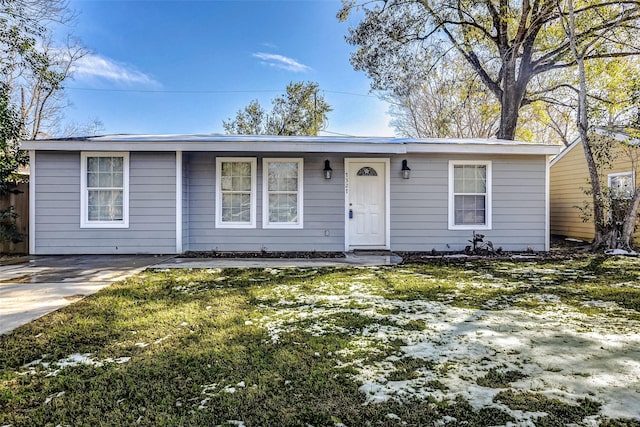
[0,253,401,336]
[0,255,171,335]
[154,253,403,269]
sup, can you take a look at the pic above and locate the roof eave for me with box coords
[406,142,560,156]
[21,136,560,156]
[20,140,408,154]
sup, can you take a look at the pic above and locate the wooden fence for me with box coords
[1,182,29,254]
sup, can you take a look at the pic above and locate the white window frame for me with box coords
[608,171,635,200]
[80,151,130,229]
[262,158,304,229]
[448,160,492,230]
[215,157,257,228]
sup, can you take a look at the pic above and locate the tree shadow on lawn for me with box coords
[1,265,640,426]
[0,266,512,425]
[395,257,640,314]
[0,266,346,367]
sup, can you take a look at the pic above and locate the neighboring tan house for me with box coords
[22,134,559,255]
[550,133,640,243]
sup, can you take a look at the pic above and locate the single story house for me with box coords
[550,132,640,242]
[22,135,559,255]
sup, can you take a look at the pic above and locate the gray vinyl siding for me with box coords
[184,152,547,253]
[32,150,548,254]
[390,154,547,251]
[185,153,345,252]
[33,151,176,254]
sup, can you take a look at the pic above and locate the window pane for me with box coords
[269,194,298,223]
[87,172,99,187]
[239,177,252,191]
[99,157,112,173]
[610,174,633,199]
[221,161,252,191]
[454,165,486,193]
[98,171,113,187]
[268,162,298,191]
[235,162,251,177]
[112,157,123,171]
[221,176,233,191]
[112,172,123,187]
[454,195,486,225]
[221,193,251,223]
[221,161,232,177]
[87,157,123,189]
[88,190,123,221]
[87,158,99,173]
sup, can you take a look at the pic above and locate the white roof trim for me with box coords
[407,142,559,155]
[21,134,560,155]
[551,130,640,168]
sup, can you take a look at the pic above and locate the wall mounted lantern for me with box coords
[323,160,333,179]
[401,159,411,179]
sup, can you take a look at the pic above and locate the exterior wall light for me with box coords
[323,160,333,179]
[401,159,411,179]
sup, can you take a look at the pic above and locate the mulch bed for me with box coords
[179,237,619,263]
[181,251,346,259]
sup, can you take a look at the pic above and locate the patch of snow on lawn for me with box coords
[605,249,638,256]
[20,353,131,377]
[255,274,640,423]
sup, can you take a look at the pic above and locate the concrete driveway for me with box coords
[0,253,402,336]
[0,255,172,335]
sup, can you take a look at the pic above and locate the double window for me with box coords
[80,152,129,228]
[449,161,492,230]
[215,157,303,228]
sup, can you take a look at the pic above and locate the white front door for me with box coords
[346,160,388,248]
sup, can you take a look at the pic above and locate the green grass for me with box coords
[1,256,640,426]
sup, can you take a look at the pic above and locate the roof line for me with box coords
[549,138,580,167]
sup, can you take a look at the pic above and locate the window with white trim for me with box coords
[608,172,634,200]
[216,158,257,228]
[81,152,129,228]
[263,158,303,228]
[448,161,492,229]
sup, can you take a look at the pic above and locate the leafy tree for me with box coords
[339,0,640,140]
[1,0,89,139]
[223,100,268,135]
[558,0,640,250]
[0,83,26,244]
[385,54,500,138]
[223,81,332,136]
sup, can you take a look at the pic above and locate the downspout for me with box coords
[545,155,551,252]
[175,151,183,254]
[29,150,36,255]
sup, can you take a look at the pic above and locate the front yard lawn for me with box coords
[1,256,640,426]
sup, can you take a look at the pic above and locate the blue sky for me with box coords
[61,0,395,137]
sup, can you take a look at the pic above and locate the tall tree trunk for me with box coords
[498,94,520,140]
[497,58,527,140]
[619,189,640,249]
[561,0,614,249]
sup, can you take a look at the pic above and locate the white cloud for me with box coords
[252,52,311,73]
[72,54,160,87]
